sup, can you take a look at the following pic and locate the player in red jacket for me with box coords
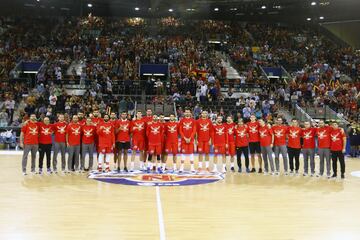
[212,116,228,173]
[81,117,96,172]
[20,113,39,175]
[258,119,274,175]
[287,118,302,175]
[330,121,346,179]
[115,112,131,172]
[37,117,53,174]
[226,116,236,172]
[66,115,82,173]
[196,111,212,171]
[97,114,115,172]
[164,114,179,171]
[146,115,164,172]
[235,119,250,173]
[247,114,263,173]
[130,111,146,171]
[315,120,332,178]
[53,114,67,173]
[178,109,197,172]
[301,121,317,176]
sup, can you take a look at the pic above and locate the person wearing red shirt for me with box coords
[164,114,179,171]
[212,116,228,173]
[66,115,82,173]
[302,121,316,176]
[130,111,146,171]
[20,114,39,175]
[109,112,118,167]
[115,112,131,172]
[97,114,115,172]
[226,116,236,172]
[287,118,302,175]
[247,114,263,173]
[37,117,53,174]
[81,117,96,172]
[53,114,67,173]
[159,114,167,169]
[316,120,332,178]
[146,115,164,172]
[258,119,275,175]
[143,109,153,165]
[196,111,212,171]
[178,109,197,172]
[77,112,86,126]
[272,117,288,175]
[330,122,346,179]
[235,118,250,173]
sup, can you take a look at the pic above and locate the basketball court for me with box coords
[1,152,360,240]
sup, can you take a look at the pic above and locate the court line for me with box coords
[156,186,166,240]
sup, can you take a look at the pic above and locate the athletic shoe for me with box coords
[197,168,202,172]
[246,168,251,173]
[275,171,280,176]
[331,174,337,179]
[47,168,52,174]
[327,174,331,179]
[146,167,151,173]
[190,166,195,172]
[31,170,36,175]
[303,173,308,177]
[289,170,294,175]
[295,170,299,176]
[98,167,103,173]
[250,168,256,173]
[238,168,242,173]
[341,174,345,179]
[117,167,121,173]
[221,169,226,173]
[310,173,314,177]
[152,166,156,172]
[284,171,289,176]
[258,168,262,173]
[230,167,235,172]
[205,167,211,172]
[22,172,27,176]
[212,168,218,173]
[316,174,321,178]
[38,169,43,175]
[263,171,268,175]
[157,167,163,174]
[124,167,128,172]
[271,171,275,175]
[105,167,110,173]
[53,169,58,174]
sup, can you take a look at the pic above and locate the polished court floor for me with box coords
[1,152,360,240]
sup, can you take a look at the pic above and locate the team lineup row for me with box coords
[20,108,347,179]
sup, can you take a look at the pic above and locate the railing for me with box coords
[294,104,314,123]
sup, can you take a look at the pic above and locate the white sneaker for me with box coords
[303,173,308,177]
[264,172,269,175]
[22,172,27,176]
[284,171,289,176]
[190,166,195,172]
[212,168,218,173]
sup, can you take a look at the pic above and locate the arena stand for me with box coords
[0,16,359,152]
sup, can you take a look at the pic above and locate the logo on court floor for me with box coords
[88,171,224,186]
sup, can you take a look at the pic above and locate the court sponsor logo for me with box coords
[88,170,224,186]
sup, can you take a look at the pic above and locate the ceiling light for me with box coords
[319,16,324,20]
[186,8,195,11]
[273,5,281,9]
[87,3,92,8]
[135,7,139,11]
[261,5,266,9]
[307,17,311,21]
[311,2,317,6]
[168,8,173,12]
[214,8,219,11]
[230,8,237,11]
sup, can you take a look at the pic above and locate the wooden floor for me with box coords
[1,152,360,240]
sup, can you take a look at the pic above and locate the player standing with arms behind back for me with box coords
[164,114,179,171]
[247,114,263,173]
[225,116,236,172]
[330,122,346,179]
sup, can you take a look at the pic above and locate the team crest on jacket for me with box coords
[88,171,224,186]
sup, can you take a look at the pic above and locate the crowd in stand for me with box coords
[0,16,359,129]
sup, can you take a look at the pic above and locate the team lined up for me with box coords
[20,108,346,178]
